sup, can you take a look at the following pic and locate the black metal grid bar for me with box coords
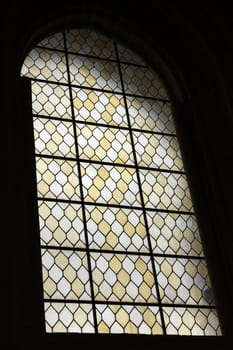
[37,196,196,215]
[31,77,171,103]
[35,44,148,68]
[43,298,216,309]
[62,31,98,333]
[33,114,177,138]
[40,245,205,260]
[35,153,185,175]
[114,40,167,334]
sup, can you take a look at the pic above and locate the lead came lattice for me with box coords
[21,28,221,335]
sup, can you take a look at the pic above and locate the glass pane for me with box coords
[44,302,95,333]
[76,124,134,164]
[72,88,128,126]
[32,81,72,119]
[155,257,212,305]
[117,43,145,66]
[127,97,175,134]
[37,32,64,50]
[85,205,148,252]
[163,307,222,335]
[133,131,184,171]
[96,304,162,334]
[80,163,141,206]
[33,117,76,157]
[139,169,193,211]
[38,200,86,248]
[21,48,68,83]
[69,54,122,91]
[146,212,203,256]
[41,249,91,300]
[121,64,169,99]
[36,157,80,200]
[66,29,116,59]
[90,252,157,302]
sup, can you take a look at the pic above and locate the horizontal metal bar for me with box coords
[31,77,171,103]
[40,245,205,260]
[35,44,148,68]
[43,298,216,309]
[37,196,195,215]
[35,153,185,175]
[33,114,177,137]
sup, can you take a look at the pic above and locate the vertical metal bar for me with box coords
[63,31,98,333]
[114,41,167,334]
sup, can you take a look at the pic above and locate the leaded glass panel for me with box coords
[21,28,221,336]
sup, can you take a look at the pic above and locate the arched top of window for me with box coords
[20,28,221,336]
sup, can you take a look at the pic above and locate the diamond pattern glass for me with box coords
[155,257,212,305]
[76,124,134,164]
[81,163,141,205]
[146,212,203,256]
[140,169,193,211]
[66,29,116,59]
[85,205,148,252]
[90,252,157,302]
[163,307,221,335]
[34,117,75,157]
[21,28,221,335]
[21,48,68,83]
[69,54,122,91]
[72,88,127,126]
[38,201,85,248]
[45,302,94,333]
[133,131,184,171]
[121,63,169,99]
[32,81,72,119]
[37,32,65,50]
[96,304,162,334]
[127,97,175,134]
[36,157,80,200]
[42,249,91,300]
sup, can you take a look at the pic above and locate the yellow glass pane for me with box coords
[85,205,148,252]
[76,124,134,164]
[72,88,127,126]
[121,64,169,99]
[66,29,116,59]
[127,96,175,134]
[32,81,72,119]
[81,163,141,206]
[140,169,193,211]
[133,131,184,171]
[41,249,91,300]
[69,54,122,91]
[91,252,157,302]
[163,307,222,335]
[155,257,212,305]
[44,302,95,333]
[38,201,85,248]
[36,157,80,200]
[146,212,203,256]
[96,304,162,334]
[33,117,76,157]
[21,48,68,83]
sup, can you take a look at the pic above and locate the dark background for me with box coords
[4,1,233,348]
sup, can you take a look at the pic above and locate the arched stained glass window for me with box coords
[21,28,221,336]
